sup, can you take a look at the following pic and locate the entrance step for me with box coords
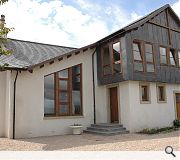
[84,123,129,136]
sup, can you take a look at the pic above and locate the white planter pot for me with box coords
[70,126,83,135]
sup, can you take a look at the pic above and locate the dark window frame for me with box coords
[101,39,122,77]
[44,64,83,117]
[139,83,150,103]
[157,84,167,103]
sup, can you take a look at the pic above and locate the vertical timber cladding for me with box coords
[127,8,180,83]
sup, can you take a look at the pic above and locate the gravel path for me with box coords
[0,130,179,151]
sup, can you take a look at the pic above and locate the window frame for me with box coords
[101,39,122,77]
[159,46,168,65]
[168,48,176,67]
[156,84,167,103]
[132,40,144,72]
[178,50,180,67]
[139,83,151,103]
[144,42,155,73]
[44,64,83,117]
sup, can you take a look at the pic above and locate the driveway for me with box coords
[0,130,179,151]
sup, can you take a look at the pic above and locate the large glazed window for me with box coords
[133,41,143,71]
[44,64,82,117]
[160,47,167,64]
[169,49,176,66]
[145,43,155,72]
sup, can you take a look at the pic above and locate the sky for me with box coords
[0,0,179,47]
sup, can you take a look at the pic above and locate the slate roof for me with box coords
[0,4,178,70]
[0,39,76,69]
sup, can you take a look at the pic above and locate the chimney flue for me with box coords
[1,15,5,23]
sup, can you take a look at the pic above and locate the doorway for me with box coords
[109,87,119,123]
[175,93,180,120]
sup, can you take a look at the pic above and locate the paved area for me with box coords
[0,131,179,151]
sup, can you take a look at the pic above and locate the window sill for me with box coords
[44,115,84,120]
[140,101,151,104]
[157,101,167,103]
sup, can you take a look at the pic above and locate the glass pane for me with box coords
[146,53,153,62]
[146,64,155,72]
[113,42,121,62]
[133,51,142,61]
[103,65,111,75]
[59,92,68,102]
[44,74,55,115]
[113,63,121,73]
[60,104,69,114]
[158,86,165,101]
[160,47,166,56]
[161,55,167,64]
[145,43,152,53]
[134,62,143,71]
[141,86,149,101]
[133,43,140,52]
[59,80,68,90]
[102,45,110,66]
[72,66,82,115]
[72,65,80,75]
[58,69,68,78]
[169,50,176,65]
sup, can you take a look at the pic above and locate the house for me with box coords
[0,4,180,139]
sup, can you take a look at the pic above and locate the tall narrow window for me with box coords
[44,74,55,116]
[160,47,167,64]
[140,83,150,103]
[157,85,166,102]
[113,42,121,73]
[133,42,143,71]
[145,43,155,72]
[102,45,111,75]
[169,49,176,66]
[178,51,180,67]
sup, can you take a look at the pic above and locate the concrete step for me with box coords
[91,123,123,128]
[84,129,129,136]
[87,126,126,132]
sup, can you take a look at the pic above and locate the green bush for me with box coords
[173,119,180,127]
[138,126,175,134]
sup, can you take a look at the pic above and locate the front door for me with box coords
[109,87,119,123]
[176,93,180,120]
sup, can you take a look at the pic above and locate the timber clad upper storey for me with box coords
[97,4,180,85]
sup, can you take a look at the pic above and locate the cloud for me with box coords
[1,0,178,48]
[172,0,180,17]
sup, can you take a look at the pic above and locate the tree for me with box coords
[0,0,8,5]
[0,0,14,67]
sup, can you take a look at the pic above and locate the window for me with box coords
[145,43,155,72]
[157,85,166,102]
[169,49,176,66]
[160,47,167,64]
[102,45,111,75]
[101,41,122,76]
[113,42,121,73]
[133,41,143,71]
[140,83,150,103]
[44,64,82,117]
[178,51,180,67]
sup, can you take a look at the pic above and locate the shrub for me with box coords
[173,119,180,128]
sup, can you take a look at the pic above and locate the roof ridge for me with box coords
[8,38,77,50]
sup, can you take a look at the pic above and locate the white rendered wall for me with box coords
[14,49,95,138]
[128,81,180,132]
[0,71,6,137]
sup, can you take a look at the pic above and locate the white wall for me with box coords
[0,71,6,137]
[14,49,95,138]
[127,81,180,132]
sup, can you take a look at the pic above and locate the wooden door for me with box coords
[176,93,180,120]
[109,87,119,123]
